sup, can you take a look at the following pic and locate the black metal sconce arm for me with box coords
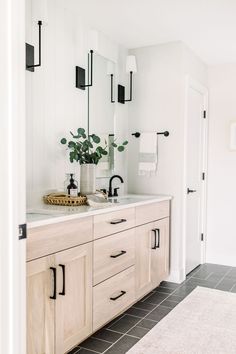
[111,74,115,103]
[80,50,93,88]
[124,71,133,102]
[76,50,94,90]
[118,71,133,104]
[26,20,42,70]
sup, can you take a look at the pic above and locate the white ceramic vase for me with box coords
[80,163,96,195]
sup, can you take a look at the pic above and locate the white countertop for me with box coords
[27,194,172,229]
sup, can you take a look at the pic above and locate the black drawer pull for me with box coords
[110,218,127,225]
[110,250,127,258]
[152,228,160,249]
[59,264,66,296]
[156,228,160,248]
[110,290,126,301]
[152,229,157,250]
[50,267,57,300]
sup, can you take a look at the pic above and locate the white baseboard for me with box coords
[166,268,185,284]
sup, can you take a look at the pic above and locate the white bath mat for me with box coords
[127,286,236,354]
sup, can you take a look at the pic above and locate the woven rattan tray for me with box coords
[43,193,87,206]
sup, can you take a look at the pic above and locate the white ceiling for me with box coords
[69,0,236,65]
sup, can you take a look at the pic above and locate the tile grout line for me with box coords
[213,267,233,289]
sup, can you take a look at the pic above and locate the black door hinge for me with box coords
[19,224,27,240]
[203,110,206,119]
[202,172,205,180]
[201,233,204,241]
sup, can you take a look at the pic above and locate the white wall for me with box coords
[26,0,129,207]
[206,64,236,266]
[128,41,207,282]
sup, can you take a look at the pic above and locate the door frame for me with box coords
[182,76,208,278]
[0,0,26,353]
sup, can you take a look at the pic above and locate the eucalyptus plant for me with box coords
[60,128,128,165]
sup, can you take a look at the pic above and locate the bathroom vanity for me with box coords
[26,195,171,354]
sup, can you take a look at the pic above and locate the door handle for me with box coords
[187,188,197,194]
[155,228,160,248]
[110,218,127,225]
[152,229,160,249]
[50,267,57,300]
[110,290,126,301]
[110,250,127,258]
[152,229,157,249]
[59,264,66,296]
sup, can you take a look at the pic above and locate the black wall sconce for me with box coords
[26,20,43,72]
[110,74,115,103]
[76,50,94,90]
[107,61,115,103]
[118,55,137,104]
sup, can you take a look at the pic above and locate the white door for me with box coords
[0,0,26,353]
[185,79,207,275]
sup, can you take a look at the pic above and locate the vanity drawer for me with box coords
[93,229,135,285]
[93,208,135,240]
[136,201,170,226]
[27,217,93,261]
[93,266,135,331]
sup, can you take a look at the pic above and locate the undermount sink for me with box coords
[108,195,150,204]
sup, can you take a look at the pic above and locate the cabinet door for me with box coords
[151,218,170,288]
[27,255,55,354]
[55,243,92,354]
[135,223,153,299]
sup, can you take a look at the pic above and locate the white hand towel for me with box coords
[138,132,158,176]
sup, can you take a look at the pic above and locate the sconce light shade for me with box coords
[126,55,137,73]
[32,0,49,25]
[107,61,115,75]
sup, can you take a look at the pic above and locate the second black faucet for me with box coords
[108,175,124,197]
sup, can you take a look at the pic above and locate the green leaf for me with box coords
[61,138,67,145]
[122,140,128,146]
[77,128,85,136]
[92,134,101,144]
[101,150,108,155]
[68,141,76,148]
[118,145,125,152]
[111,142,117,148]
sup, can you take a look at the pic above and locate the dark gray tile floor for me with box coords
[68,263,236,354]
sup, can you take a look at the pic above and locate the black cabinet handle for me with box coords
[155,228,160,248]
[110,218,127,225]
[50,267,57,300]
[152,228,160,249]
[59,264,66,296]
[152,229,157,249]
[110,250,127,258]
[110,290,126,301]
[187,188,197,194]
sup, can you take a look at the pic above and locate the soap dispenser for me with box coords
[67,174,78,197]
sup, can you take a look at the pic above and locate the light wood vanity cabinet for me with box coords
[93,228,135,285]
[135,217,170,299]
[27,227,93,354]
[27,200,170,354]
[55,244,92,354]
[27,255,55,354]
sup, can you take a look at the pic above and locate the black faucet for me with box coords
[108,175,124,197]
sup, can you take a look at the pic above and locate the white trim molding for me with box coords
[0,0,26,353]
